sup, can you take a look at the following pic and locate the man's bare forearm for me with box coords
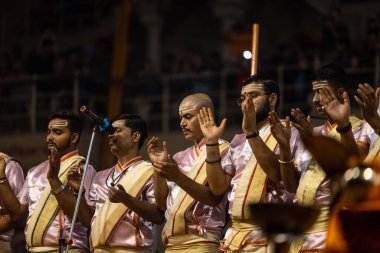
[121,194,165,224]
[0,181,26,221]
[173,172,223,207]
[278,144,299,193]
[205,145,231,196]
[248,137,281,183]
[0,214,13,234]
[153,173,169,211]
[48,177,94,228]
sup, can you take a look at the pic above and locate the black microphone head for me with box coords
[110,182,115,187]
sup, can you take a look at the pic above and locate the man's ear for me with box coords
[71,133,79,145]
[133,131,141,144]
[269,93,278,111]
[337,87,346,99]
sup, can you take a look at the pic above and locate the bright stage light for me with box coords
[243,50,252,59]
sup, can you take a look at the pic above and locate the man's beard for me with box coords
[256,99,271,123]
[47,138,72,155]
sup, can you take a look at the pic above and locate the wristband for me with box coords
[246,130,260,139]
[206,143,219,147]
[336,122,352,133]
[206,158,222,164]
[51,184,66,196]
[278,158,294,165]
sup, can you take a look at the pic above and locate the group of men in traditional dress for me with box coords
[0,62,379,253]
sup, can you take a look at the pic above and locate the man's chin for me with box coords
[109,147,119,155]
[316,109,327,115]
[182,133,192,140]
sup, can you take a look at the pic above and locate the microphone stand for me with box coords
[63,126,97,253]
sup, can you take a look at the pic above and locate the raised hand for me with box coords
[269,111,291,148]
[67,165,83,192]
[47,147,61,180]
[242,93,258,133]
[198,107,227,144]
[291,108,314,138]
[147,136,168,164]
[109,184,128,203]
[152,157,181,182]
[320,86,350,127]
[355,83,380,130]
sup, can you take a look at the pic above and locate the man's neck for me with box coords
[59,148,77,159]
[117,151,140,166]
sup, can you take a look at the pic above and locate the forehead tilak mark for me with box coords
[48,120,68,128]
[312,80,329,90]
[241,83,265,93]
[179,104,199,115]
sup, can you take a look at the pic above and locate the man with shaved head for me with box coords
[0,111,97,252]
[148,93,233,252]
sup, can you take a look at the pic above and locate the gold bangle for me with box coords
[278,158,294,165]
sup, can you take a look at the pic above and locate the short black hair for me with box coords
[312,63,347,90]
[48,111,82,144]
[242,74,280,110]
[110,114,148,150]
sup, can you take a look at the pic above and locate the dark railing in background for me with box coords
[0,65,377,136]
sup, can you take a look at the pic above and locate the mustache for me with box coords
[108,137,117,145]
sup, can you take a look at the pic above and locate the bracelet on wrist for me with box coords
[206,143,219,147]
[278,158,294,165]
[51,184,66,196]
[206,158,221,164]
[246,130,260,139]
[336,122,352,133]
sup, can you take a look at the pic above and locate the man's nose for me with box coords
[312,92,320,103]
[180,118,186,127]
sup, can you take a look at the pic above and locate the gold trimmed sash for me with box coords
[231,130,276,219]
[27,246,87,252]
[224,129,277,251]
[296,160,326,207]
[327,116,362,141]
[164,142,230,238]
[26,154,85,247]
[364,137,380,164]
[0,152,13,164]
[91,161,154,248]
[290,161,328,253]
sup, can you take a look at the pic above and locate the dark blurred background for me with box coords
[0,0,379,169]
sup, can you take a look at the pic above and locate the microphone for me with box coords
[80,106,115,134]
